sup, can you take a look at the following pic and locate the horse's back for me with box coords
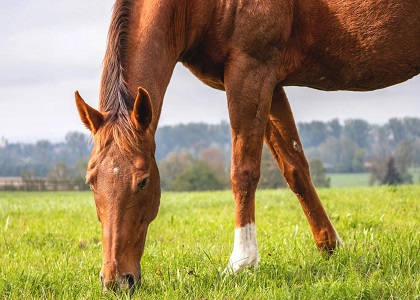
[181,0,419,91]
[283,0,420,90]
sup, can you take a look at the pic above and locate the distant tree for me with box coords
[369,126,394,161]
[33,140,54,164]
[170,161,224,191]
[368,127,417,186]
[199,147,230,188]
[367,158,387,186]
[308,137,363,173]
[309,159,331,188]
[352,148,366,173]
[30,140,55,176]
[157,147,231,191]
[65,132,91,157]
[382,157,403,185]
[402,117,420,139]
[298,121,328,148]
[158,152,195,190]
[259,145,287,189]
[155,122,231,161]
[386,118,406,145]
[395,141,415,172]
[327,119,342,139]
[46,163,73,190]
[344,119,370,148]
[73,159,90,190]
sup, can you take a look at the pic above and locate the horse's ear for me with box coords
[75,91,104,134]
[131,87,153,131]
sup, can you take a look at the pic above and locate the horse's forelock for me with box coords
[95,112,147,154]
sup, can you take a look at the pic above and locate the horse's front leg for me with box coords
[224,58,277,273]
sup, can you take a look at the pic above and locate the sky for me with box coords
[1,0,419,143]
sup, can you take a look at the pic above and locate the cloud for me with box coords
[0,0,112,86]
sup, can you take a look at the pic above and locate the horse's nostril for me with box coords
[100,273,137,294]
[115,273,136,295]
[125,273,136,289]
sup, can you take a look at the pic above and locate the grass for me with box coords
[1,186,419,299]
[328,168,420,188]
[328,173,371,187]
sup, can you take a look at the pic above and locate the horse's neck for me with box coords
[124,0,186,131]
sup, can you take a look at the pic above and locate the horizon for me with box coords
[2,114,419,145]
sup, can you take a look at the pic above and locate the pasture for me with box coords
[328,170,420,188]
[1,186,419,299]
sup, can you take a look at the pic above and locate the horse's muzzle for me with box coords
[100,273,138,296]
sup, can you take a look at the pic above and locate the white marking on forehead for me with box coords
[113,167,119,174]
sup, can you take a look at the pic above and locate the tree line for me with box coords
[300,118,420,184]
[0,117,419,190]
[0,132,90,190]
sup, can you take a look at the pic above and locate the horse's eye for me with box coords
[137,178,149,190]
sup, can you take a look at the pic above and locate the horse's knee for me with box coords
[231,165,260,194]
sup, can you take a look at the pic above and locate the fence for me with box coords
[0,177,88,191]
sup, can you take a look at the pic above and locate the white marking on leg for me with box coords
[225,223,259,274]
[113,167,119,174]
[333,226,344,246]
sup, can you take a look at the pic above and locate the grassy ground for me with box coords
[1,186,419,299]
[328,173,371,187]
[328,169,420,188]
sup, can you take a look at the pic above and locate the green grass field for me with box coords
[328,173,371,187]
[328,169,420,188]
[1,186,419,299]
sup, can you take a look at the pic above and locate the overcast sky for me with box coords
[1,0,419,143]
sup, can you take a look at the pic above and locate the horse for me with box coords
[75,0,419,293]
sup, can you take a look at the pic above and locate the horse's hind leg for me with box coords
[264,87,342,252]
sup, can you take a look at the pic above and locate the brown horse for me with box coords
[75,0,419,293]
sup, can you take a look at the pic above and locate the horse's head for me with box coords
[75,87,160,294]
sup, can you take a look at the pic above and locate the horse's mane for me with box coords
[97,0,146,153]
[100,0,135,114]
